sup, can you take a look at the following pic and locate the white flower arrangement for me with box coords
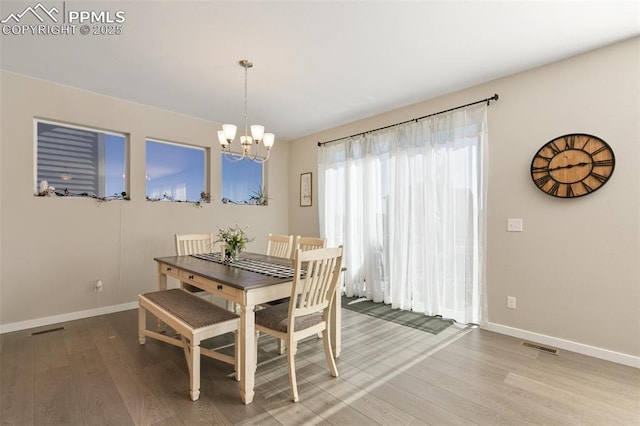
[216,224,254,254]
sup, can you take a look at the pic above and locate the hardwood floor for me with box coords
[1,308,638,425]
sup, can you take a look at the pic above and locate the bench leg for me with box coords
[181,336,201,401]
[190,342,201,401]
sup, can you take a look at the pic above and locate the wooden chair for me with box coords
[174,233,214,296]
[293,236,326,257]
[266,233,294,259]
[272,236,327,353]
[255,246,343,402]
[175,233,215,256]
[138,288,239,401]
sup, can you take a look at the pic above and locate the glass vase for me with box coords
[225,246,240,263]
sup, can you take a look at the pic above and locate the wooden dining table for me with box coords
[153,251,342,405]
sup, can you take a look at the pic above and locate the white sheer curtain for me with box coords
[318,103,488,325]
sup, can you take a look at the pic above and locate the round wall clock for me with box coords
[530,133,615,198]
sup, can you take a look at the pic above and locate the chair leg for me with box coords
[278,338,286,354]
[234,330,241,382]
[322,328,339,378]
[138,305,146,344]
[287,339,299,402]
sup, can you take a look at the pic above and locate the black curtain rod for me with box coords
[317,93,499,147]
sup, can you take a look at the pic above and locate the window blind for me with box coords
[37,122,101,195]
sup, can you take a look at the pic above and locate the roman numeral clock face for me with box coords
[531,133,615,198]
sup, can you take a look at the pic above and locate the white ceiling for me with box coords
[1,1,639,141]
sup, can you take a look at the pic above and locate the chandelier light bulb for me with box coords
[222,124,237,142]
[250,125,264,142]
[217,130,229,147]
[263,133,275,149]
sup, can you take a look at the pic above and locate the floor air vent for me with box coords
[522,341,559,355]
[30,326,64,336]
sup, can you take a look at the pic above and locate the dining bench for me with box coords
[138,288,240,401]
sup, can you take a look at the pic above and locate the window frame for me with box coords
[145,138,209,204]
[220,154,268,206]
[33,118,129,199]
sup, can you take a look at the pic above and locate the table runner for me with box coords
[191,253,299,279]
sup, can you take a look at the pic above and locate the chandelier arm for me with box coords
[246,144,262,162]
[250,147,271,164]
[221,145,248,162]
[251,153,270,164]
[246,146,258,162]
[222,151,247,163]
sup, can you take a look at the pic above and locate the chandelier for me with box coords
[217,60,274,163]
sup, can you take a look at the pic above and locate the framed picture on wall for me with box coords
[300,172,312,207]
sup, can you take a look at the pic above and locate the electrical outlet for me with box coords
[94,280,103,292]
[507,296,517,310]
[507,218,523,232]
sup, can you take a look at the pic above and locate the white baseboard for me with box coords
[484,322,640,369]
[0,301,138,334]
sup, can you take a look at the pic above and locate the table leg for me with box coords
[158,271,167,291]
[330,286,341,358]
[240,303,255,404]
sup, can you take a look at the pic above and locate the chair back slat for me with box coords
[175,233,215,255]
[267,234,294,259]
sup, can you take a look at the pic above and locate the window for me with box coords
[221,156,266,205]
[35,120,127,198]
[146,139,207,203]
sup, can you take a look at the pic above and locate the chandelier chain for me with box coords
[243,62,249,139]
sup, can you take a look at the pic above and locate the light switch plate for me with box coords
[507,218,523,232]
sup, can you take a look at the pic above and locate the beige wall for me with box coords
[0,71,289,327]
[288,37,640,358]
